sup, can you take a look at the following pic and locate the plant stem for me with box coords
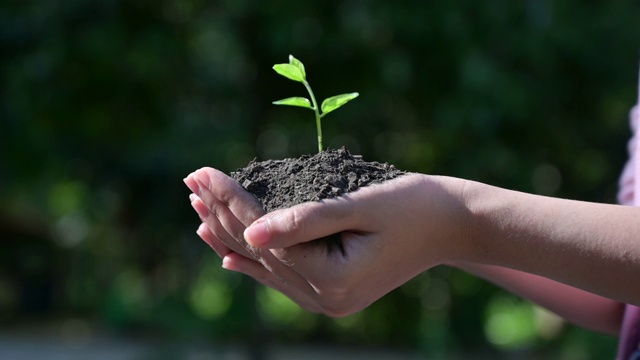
[303,80,323,153]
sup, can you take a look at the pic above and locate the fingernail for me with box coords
[193,202,209,219]
[184,175,199,194]
[196,222,207,235]
[189,193,198,202]
[197,226,222,258]
[222,256,236,271]
[199,171,212,190]
[244,220,270,247]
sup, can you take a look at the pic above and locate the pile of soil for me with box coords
[231,147,405,212]
[231,147,406,254]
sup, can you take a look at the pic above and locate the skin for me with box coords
[183,167,637,333]
[452,262,624,334]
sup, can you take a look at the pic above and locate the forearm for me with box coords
[454,262,625,334]
[459,180,640,305]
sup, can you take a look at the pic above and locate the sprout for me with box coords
[272,55,359,153]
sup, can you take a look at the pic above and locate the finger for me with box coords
[196,222,231,259]
[188,167,354,304]
[222,252,322,313]
[185,169,257,258]
[190,167,265,226]
[189,177,323,296]
[190,195,256,259]
[195,197,323,310]
[244,197,360,249]
[187,168,266,255]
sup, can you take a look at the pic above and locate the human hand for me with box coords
[184,168,469,317]
[184,168,333,313]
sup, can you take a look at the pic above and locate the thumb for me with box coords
[243,199,357,249]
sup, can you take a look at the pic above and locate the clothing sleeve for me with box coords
[615,65,640,360]
[617,71,640,207]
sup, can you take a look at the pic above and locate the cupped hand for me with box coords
[184,167,469,317]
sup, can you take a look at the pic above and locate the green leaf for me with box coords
[273,64,305,82]
[288,55,306,80]
[272,97,312,109]
[320,92,359,116]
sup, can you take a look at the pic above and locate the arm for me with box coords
[453,262,625,334]
[185,169,638,321]
[461,180,640,307]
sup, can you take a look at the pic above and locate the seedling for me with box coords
[272,55,359,153]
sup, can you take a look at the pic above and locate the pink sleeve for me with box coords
[617,81,640,206]
[615,67,640,360]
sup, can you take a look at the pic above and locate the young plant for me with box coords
[272,55,359,153]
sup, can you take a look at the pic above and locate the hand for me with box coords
[185,168,332,313]
[184,168,469,317]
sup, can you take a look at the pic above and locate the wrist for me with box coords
[415,175,476,268]
[457,179,523,267]
[446,178,495,266]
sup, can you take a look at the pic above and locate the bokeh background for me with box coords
[2,1,640,359]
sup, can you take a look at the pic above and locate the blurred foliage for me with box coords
[1,0,639,358]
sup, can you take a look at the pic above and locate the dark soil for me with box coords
[231,147,406,254]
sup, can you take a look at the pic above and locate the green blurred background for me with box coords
[2,1,639,359]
